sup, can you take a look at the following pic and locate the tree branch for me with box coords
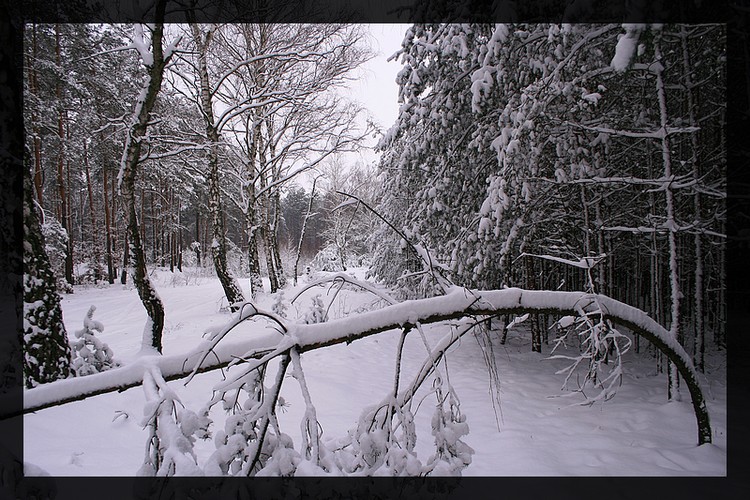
[14,288,712,445]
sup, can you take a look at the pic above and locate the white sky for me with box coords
[295,23,411,190]
[352,24,410,134]
[331,23,410,172]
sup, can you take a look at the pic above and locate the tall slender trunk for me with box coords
[679,26,705,372]
[525,253,541,353]
[83,141,100,282]
[55,24,74,286]
[594,197,606,294]
[580,186,592,290]
[270,188,285,289]
[189,22,246,310]
[121,230,128,285]
[150,189,157,264]
[262,208,278,293]
[265,116,286,290]
[260,185,278,293]
[28,23,44,210]
[294,177,318,286]
[194,210,202,267]
[245,114,264,298]
[654,31,682,401]
[118,14,170,353]
[102,163,115,284]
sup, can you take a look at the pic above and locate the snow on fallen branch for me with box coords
[13,287,712,445]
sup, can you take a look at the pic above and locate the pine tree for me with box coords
[23,153,72,388]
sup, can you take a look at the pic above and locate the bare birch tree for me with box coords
[118,3,178,353]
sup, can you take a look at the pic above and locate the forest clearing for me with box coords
[16,10,728,480]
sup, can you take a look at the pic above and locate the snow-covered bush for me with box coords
[271,291,288,318]
[69,305,119,376]
[309,244,344,272]
[302,295,327,324]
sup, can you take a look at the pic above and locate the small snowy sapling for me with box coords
[271,291,288,318]
[303,295,327,324]
[69,305,119,376]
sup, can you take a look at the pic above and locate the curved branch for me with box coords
[15,288,711,445]
[290,272,398,306]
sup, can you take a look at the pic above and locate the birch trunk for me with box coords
[294,177,318,286]
[245,113,264,298]
[189,22,246,310]
[118,14,170,353]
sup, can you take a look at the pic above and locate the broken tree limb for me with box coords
[12,287,711,445]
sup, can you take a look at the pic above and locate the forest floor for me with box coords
[22,267,727,476]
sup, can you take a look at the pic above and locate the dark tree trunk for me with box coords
[194,211,202,267]
[28,23,44,210]
[525,254,541,353]
[118,10,170,352]
[102,163,115,284]
[55,24,74,286]
[270,188,286,289]
[83,141,101,282]
[120,230,128,285]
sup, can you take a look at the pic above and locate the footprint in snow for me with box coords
[69,452,84,467]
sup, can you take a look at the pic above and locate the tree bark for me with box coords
[525,254,541,353]
[245,114,264,298]
[102,162,115,284]
[654,32,682,401]
[120,230,128,285]
[118,14,170,353]
[28,23,44,210]
[270,188,286,289]
[55,24,74,286]
[679,26,705,373]
[189,22,246,310]
[294,178,318,286]
[83,141,101,282]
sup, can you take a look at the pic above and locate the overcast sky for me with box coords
[353,24,410,133]
[344,24,410,164]
[298,23,410,188]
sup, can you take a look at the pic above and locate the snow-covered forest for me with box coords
[16,14,726,479]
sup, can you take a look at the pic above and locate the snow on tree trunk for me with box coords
[23,160,71,388]
[653,29,682,402]
[679,25,705,373]
[188,22,246,311]
[294,177,318,286]
[118,15,170,353]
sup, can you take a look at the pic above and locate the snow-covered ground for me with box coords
[22,267,726,476]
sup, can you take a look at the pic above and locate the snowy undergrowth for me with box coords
[22,267,726,476]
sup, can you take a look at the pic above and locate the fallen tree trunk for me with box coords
[12,287,711,445]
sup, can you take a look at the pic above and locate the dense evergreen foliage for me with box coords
[371,24,725,368]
